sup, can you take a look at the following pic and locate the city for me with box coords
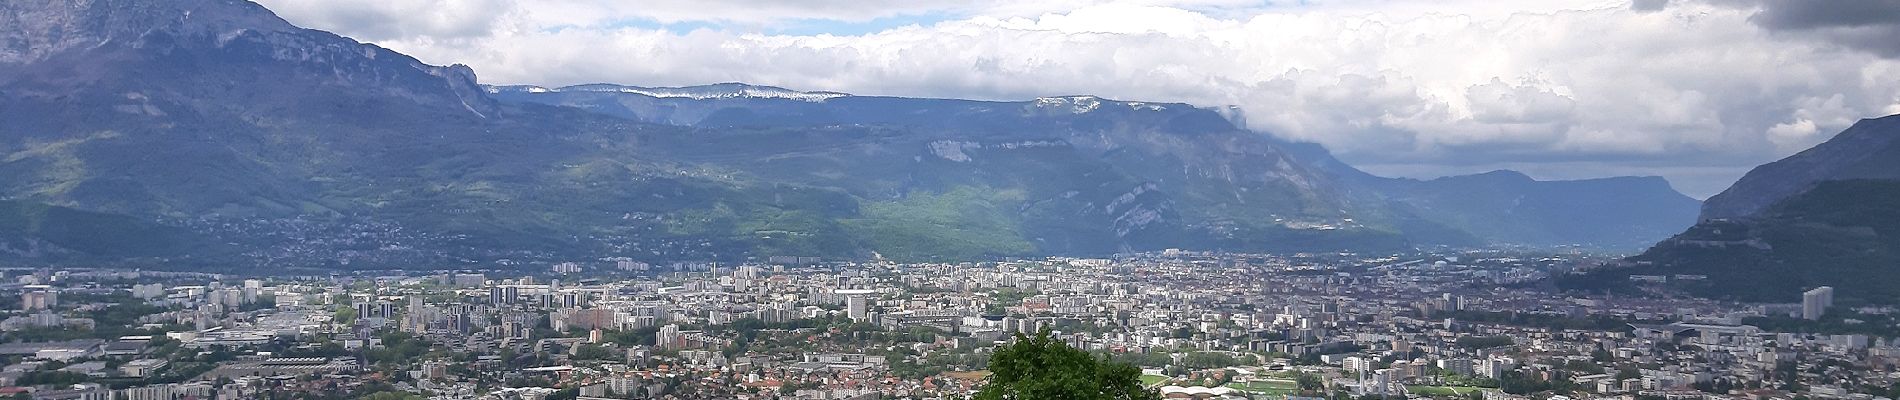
[4,0,1900,399]
[0,250,1891,399]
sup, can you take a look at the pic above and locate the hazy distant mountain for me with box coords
[494,85,1431,258]
[1373,171,1700,250]
[493,85,1704,252]
[0,0,1700,268]
[1573,115,1900,304]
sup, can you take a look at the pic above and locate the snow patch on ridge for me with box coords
[486,83,848,102]
[1030,96,1170,114]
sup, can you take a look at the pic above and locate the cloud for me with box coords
[1766,118,1819,151]
[1747,0,1900,57]
[253,0,1900,198]
[255,0,1271,34]
[1749,0,1900,30]
[1631,0,1670,12]
[251,0,518,42]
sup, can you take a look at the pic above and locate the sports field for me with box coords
[1406,385,1489,396]
[1224,378,1302,395]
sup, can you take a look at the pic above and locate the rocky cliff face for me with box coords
[0,0,495,116]
[0,0,293,63]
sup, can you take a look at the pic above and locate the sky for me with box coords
[251,0,1900,198]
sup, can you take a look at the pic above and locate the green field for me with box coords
[1140,374,1171,387]
[1407,385,1489,396]
[1225,378,1301,395]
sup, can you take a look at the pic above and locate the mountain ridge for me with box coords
[491,80,1702,251]
[1701,114,1900,220]
[0,0,1703,268]
[1567,113,1900,305]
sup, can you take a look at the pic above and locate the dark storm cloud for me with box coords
[1749,0,1900,57]
[1750,0,1900,30]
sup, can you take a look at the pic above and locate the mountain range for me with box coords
[0,0,1701,269]
[1569,114,1900,305]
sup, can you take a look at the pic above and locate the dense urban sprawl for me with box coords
[0,250,1894,400]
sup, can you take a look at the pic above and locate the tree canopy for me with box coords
[976,330,1158,400]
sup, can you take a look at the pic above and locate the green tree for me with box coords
[332,307,357,325]
[573,344,619,361]
[976,330,1158,400]
[546,387,580,400]
[1181,352,1241,369]
[17,371,89,386]
[1297,372,1325,391]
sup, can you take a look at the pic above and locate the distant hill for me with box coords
[0,0,1702,268]
[1568,115,1900,305]
[1374,171,1700,250]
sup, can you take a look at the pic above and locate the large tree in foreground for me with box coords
[976,330,1159,400]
